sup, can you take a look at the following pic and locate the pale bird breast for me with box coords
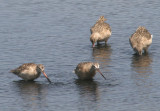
[21,67,38,75]
[141,36,152,46]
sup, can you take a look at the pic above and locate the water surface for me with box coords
[0,0,160,111]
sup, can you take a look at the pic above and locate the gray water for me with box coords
[0,0,160,111]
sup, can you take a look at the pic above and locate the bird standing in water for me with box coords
[74,62,106,80]
[129,26,152,55]
[90,16,111,47]
[10,63,51,83]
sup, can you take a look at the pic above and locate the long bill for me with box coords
[96,69,106,80]
[42,71,52,83]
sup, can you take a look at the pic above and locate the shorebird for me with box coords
[74,62,106,80]
[10,63,51,83]
[90,16,111,47]
[129,26,152,55]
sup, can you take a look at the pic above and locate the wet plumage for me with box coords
[90,16,112,47]
[129,26,152,55]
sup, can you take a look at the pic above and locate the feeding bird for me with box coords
[90,16,111,47]
[129,26,152,55]
[10,63,51,83]
[74,62,106,80]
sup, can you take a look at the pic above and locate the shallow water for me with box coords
[1,0,160,111]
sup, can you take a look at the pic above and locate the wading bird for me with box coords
[129,26,152,55]
[74,62,106,80]
[10,63,51,83]
[90,16,111,47]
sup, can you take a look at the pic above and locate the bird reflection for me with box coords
[131,53,153,86]
[13,80,49,109]
[75,79,100,111]
[92,44,112,70]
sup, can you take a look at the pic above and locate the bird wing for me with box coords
[91,22,111,33]
[10,63,35,75]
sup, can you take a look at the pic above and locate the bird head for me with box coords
[37,64,45,72]
[90,32,101,47]
[37,64,51,83]
[93,62,106,80]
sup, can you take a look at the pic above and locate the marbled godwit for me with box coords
[129,26,152,55]
[74,62,106,80]
[90,16,112,47]
[10,63,51,83]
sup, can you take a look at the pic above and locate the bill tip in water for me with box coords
[47,78,52,83]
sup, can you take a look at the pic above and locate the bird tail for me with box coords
[10,70,14,73]
[9,69,17,74]
[72,69,75,73]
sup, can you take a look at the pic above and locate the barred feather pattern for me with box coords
[91,16,111,34]
[129,26,152,55]
[90,16,111,46]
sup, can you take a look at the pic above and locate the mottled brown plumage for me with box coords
[10,63,51,83]
[90,16,112,47]
[74,62,106,80]
[129,26,152,55]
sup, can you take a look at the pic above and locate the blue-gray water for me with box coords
[1,0,160,111]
